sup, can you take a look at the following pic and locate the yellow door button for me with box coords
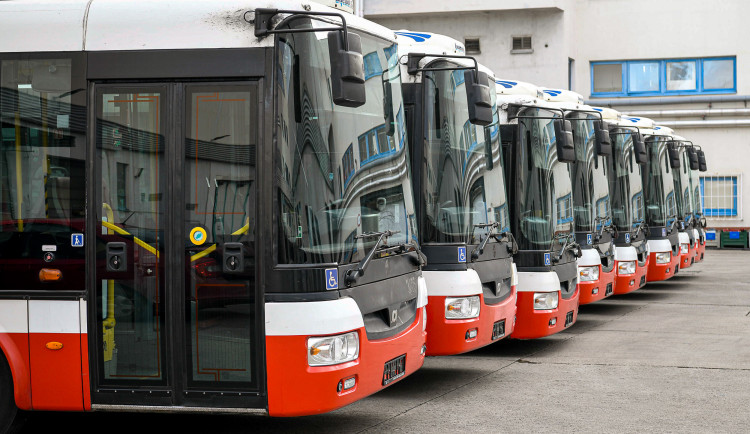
[190,227,207,245]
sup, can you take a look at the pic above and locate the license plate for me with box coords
[382,354,406,386]
[491,319,506,340]
[564,310,574,327]
[605,283,613,296]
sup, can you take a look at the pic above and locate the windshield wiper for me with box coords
[631,219,647,238]
[553,233,581,263]
[471,222,499,261]
[345,230,400,286]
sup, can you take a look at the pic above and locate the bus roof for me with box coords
[620,115,656,129]
[0,0,396,53]
[395,30,465,56]
[590,106,621,122]
[540,88,584,104]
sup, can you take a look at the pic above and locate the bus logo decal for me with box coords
[458,246,466,263]
[325,268,338,290]
[544,252,551,266]
[71,233,84,247]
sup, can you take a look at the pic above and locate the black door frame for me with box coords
[86,80,265,409]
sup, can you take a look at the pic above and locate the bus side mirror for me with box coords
[554,119,575,163]
[667,145,680,169]
[465,69,493,126]
[328,31,366,108]
[688,148,699,170]
[594,120,611,156]
[382,75,395,136]
[633,133,648,165]
[697,150,707,171]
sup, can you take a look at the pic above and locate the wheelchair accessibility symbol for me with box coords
[587,234,592,245]
[325,268,339,290]
[544,252,551,266]
[458,246,467,263]
[626,233,631,243]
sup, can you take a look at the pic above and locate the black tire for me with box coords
[0,352,19,434]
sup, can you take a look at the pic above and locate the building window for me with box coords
[701,175,740,218]
[363,51,383,80]
[590,57,736,97]
[465,38,480,54]
[511,36,532,53]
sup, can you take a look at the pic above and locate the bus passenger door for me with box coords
[90,83,261,408]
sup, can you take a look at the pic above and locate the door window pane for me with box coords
[666,61,696,91]
[185,85,256,386]
[628,62,660,92]
[593,64,622,93]
[703,59,734,90]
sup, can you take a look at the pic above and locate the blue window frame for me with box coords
[341,144,355,189]
[358,124,397,167]
[591,57,736,97]
[556,193,573,224]
[700,176,739,217]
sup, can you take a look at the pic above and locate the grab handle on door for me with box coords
[223,242,244,274]
[106,242,128,272]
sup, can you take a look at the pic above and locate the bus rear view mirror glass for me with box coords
[688,148,699,170]
[697,149,707,171]
[328,31,366,108]
[465,69,492,126]
[594,120,611,156]
[633,132,648,165]
[667,144,680,169]
[554,119,575,163]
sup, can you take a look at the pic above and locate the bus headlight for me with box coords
[578,266,599,282]
[655,252,671,264]
[307,332,359,366]
[533,292,558,310]
[680,243,689,254]
[617,261,636,275]
[445,296,480,319]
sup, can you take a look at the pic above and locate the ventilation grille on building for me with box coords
[512,36,532,52]
[465,38,480,54]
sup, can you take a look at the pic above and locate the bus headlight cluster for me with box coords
[617,261,636,275]
[307,332,359,366]
[655,252,671,264]
[445,296,480,319]
[533,292,558,310]
[578,266,599,282]
[680,243,689,254]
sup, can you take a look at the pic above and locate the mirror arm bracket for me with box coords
[252,8,350,48]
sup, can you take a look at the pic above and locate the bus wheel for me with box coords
[0,353,20,434]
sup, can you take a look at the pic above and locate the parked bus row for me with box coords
[0,1,709,430]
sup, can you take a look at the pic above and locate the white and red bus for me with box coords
[396,31,517,355]
[495,80,581,339]
[0,0,428,427]
[596,107,650,294]
[541,89,617,305]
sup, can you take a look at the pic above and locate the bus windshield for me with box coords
[689,164,702,217]
[568,113,610,233]
[515,107,574,251]
[643,136,676,228]
[274,19,415,266]
[608,130,644,232]
[420,62,509,244]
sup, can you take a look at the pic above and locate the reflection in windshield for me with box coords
[689,164,702,217]
[420,62,509,244]
[275,21,416,265]
[569,113,610,232]
[643,136,676,227]
[515,108,574,251]
[608,130,644,232]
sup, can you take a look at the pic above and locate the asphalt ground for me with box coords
[20,249,750,433]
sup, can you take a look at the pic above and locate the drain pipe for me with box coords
[585,94,750,107]
[652,119,750,128]
[625,108,750,118]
